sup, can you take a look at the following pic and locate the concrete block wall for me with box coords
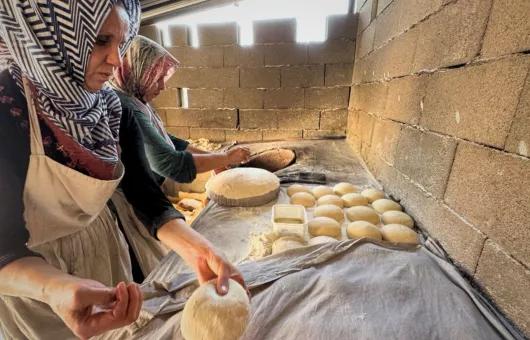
[348,0,530,335]
[138,15,357,142]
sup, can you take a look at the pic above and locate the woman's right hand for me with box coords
[225,146,251,165]
[48,278,142,340]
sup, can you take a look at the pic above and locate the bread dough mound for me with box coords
[381,224,419,244]
[308,217,342,237]
[317,194,344,208]
[181,279,250,340]
[290,192,316,207]
[287,184,310,197]
[311,186,335,199]
[372,199,402,214]
[361,188,386,203]
[333,182,357,196]
[341,193,369,208]
[313,204,344,222]
[345,206,379,225]
[381,211,414,228]
[206,168,280,207]
[272,236,305,254]
[346,221,382,240]
[308,236,338,246]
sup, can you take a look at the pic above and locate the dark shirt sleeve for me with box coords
[168,133,190,151]
[118,103,185,238]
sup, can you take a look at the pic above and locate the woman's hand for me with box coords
[225,146,251,165]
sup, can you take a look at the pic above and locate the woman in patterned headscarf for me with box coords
[0,1,248,339]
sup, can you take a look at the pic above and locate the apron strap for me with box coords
[22,77,45,156]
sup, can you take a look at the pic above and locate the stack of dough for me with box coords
[372,199,402,214]
[346,221,382,240]
[345,206,379,225]
[308,217,341,237]
[333,182,356,196]
[380,224,419,244]
[287,184,311,197]
[290,192,316,207]
[311,186,335,199]
[272,236,305,254]
[317,195,344,208]
[313,204,344,222]
[361,188,385,203]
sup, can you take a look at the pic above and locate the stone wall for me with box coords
[348,0,530,335]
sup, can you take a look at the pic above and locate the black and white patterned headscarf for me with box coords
[0,0,140,164]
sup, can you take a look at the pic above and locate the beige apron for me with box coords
[0,79,132,340]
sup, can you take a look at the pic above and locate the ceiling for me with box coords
[140,0,236,25]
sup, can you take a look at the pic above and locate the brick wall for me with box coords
[348,0,530,335]
[139,15,357,142]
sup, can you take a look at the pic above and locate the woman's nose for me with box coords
[106,46,122,68]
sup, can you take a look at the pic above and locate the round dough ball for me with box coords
[206,168,280,207]
[381,224,419,244]
[313,204,345,222]
[317,194,344,208]
[341,193,369,208]
[346,221,382,240]
[291,192,316,208]
[345,206,379,225]
[311,186,335,199]
[372,199,402,214]
[308,236,338,246]
[287,184,310,197]
[381,211,414,228]
[308,217,342,237]
[181,278,250,340]
[272,236,305,254]
[333,182,357,196]
[361,188,386,203]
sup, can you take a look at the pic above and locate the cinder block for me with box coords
[223,88,263,109]
[168,68,239,88]
[347,134,362,153]
[349,82,388,114]
[506,75,530,157]
[151,88,181,108]
[197,22,238,46]
[475,241,530,336]
[481,0,530,58]
[189,128,226,142]
[308,40,356,64]
[166,126,190,139]
[138,25,161,44]
[445,142,530,267]
[372,27,418,79]
[167,46,224,68]
[224,45,264,67]
[395,127,457,198]
[373,1,401,49]
[377,0,393,15]
[326,13,358,40]
[263,88,304,109]
[347,109,360,138]
[187,89,223,108]
[358,0,374,34]
[225,129,263,142]
[240,67,280,88]
[276,109,320,130]
[412,0,491,72]
[239,109,278,129]
[371,118,401,164]
[254,18,297,44]
[320,109,348,130]
[356,0,369,12]
[305,87,350,109]
[358,111,374,145]
[262,129,303,140]
[421,57,529,148]
[263,44,307,66]
[168,25,188,46]
[352,54,374,84]
[281,65,325,88]
[304,129,346,139]
[398,0,443,33]
[325,63,354,86]
[166,109,237,129]
[383,75,426,124]
[355,22,375,60]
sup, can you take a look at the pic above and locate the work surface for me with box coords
[98,140,522,340]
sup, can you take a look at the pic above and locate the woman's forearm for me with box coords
[191,153,229,174]
[186,145,211,155]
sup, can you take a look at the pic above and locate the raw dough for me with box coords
[345,206,379,225]
[181,278,250,340]
[290,192,316,208]
[341,193,369,208]
[311,186,335,199]
[308,236,338,246]
[333,182,357,196]
[372,199,402,214]
[346,221,382,240]
[272,236,305,254]
[313,204,345,222]
[381,211,414,228]
[317,194,344,208]
[361,188,386,203]
[308,217,342,237]
[380,224,419,244]
[287,184,311,197]
[206,168,280,207]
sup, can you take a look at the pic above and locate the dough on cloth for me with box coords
[381,211,414,228]
[308,217,342,237]
[341,193,369,208]
[372,199,402,214]
[206,168,280,207]
[290,192,316,207]
[361,188,385,203]
[381,224,419,244]
[333,182,356,196]
[345,206,379,225]
[287,184,310,197]
[317,195,344,208]
[272,236,305,254]
[313,204,344,222]
[346,221,382,240]
[181,279,250,340]
[308,236,338,246]
[311,186,335,199]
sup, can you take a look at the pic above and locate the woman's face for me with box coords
[143,77,166,103]
[84,4,130,93]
